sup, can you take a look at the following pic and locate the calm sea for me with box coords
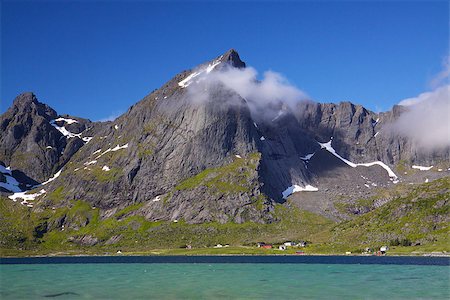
[1,256,449,299]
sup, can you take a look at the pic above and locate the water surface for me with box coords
[1,256,449,299]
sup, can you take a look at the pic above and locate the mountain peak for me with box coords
[220,48,246,68]
[12,92,38,107]
[9,92,57,121]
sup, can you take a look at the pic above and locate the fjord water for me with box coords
[1,256,449,299]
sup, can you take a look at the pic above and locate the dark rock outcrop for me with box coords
[1,49,448,225]
[0,93,102,184]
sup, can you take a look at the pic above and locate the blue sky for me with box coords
[1,1,448,120]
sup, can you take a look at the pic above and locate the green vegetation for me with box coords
[46,186,66,202]
[114,203,144,219]
[329,177,450,252]
[137,143,154,158]
[143,122,159,137]
[91,167,122,182]
[1,177,449,257]
[395,159,411,174]
[175,153,260,194]
[175,169,214,190]
[334,183,416,217]
[0,198,36,249]
[0,195,334,256]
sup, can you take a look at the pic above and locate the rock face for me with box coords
[0,93,101,183]
[1,49,448,224]
[295,101,449,166]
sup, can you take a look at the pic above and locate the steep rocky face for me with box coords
[0,93,64,183]
[220,49,246,68]
[0,93,102,184]
[41,50,273,223]
[1,49,448,226]
[294,101,449,166]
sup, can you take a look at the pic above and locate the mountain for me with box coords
[1,49,449,242]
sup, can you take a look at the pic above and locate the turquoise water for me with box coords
[1,259,449,299]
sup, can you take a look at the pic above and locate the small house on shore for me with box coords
[298,241,307,247]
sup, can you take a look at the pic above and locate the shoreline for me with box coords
[2,250,449,259]
[2,253,449,268]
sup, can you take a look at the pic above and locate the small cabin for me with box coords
[298,241,307,247]
[283,241,296,247]
[261,244,273,249]
[279,245,287,251]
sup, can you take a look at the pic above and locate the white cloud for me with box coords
[97,111,123,122]
[392,85,450,150]
[429,56,449,89]
[185,65,309,119]
[398,90,436,106]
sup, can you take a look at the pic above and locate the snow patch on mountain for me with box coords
[84,160,97,166]
[95,143,129,159]
[372,118,380,127]
[54,117,78,124]
[272,110,284,122]
[41,169,62,185]
[318,138,398,179]
[206,59,222,73]
[50,119,92,143]
[282,184,318,199]
[300,153,315,160]
[178,58,222,88]
[9,189,46,206]
[412,165,433,171]
[50,120,82,138]
[0,165,12,176]
[1,164,63,195]
[0,165,21,193]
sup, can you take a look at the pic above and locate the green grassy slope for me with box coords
[324,177,449,254]
[1,177,448,257]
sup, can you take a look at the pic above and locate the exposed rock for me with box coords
[105,235,122,245]
[69,235,98,246]
[0,93,101,184]
[1,50,448,225]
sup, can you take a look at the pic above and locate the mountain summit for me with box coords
[1,49,448,226]
[220,49,246,68]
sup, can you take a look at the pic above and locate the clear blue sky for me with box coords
[1,1,448,120]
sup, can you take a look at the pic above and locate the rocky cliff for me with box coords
[1,49,448,225]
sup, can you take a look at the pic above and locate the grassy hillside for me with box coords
[1,177,449,257]
[325,177,450,254]
[0,196,334,256]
